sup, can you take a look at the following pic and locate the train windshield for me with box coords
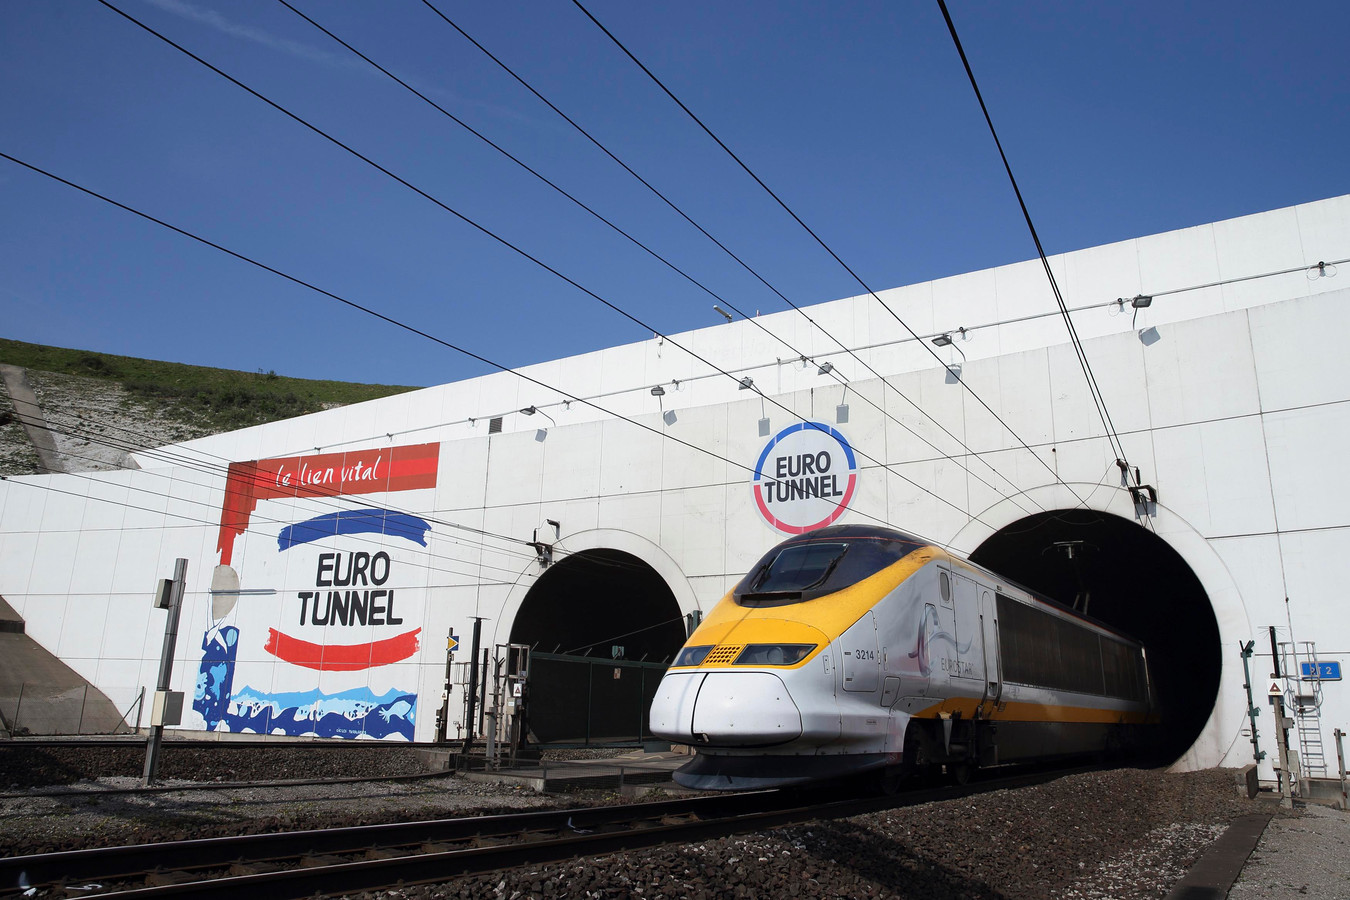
[736,532,923,606]
[752,543,848,594]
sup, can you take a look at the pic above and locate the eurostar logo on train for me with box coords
[752,422,858,534]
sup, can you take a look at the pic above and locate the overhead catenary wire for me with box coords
[0,444,525,589]
[0,150,978,555]
[418,0,1042,517]
[3,403,551,568]
[4,414,539,581]
[279,0,1038,520]
[568,0,1090,511]
[932,1,1133,489]
[72,3,1005,534]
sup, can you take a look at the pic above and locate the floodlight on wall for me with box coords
[932,328,967,372]
[1117,294,1154,329]
[519,406,556,426]
[739,376,754,390]
[713,305,733,323]
[650,385,666,397]
[817,361,834,376]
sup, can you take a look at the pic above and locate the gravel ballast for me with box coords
[0,744,1279,898]
[388,768,1263,900]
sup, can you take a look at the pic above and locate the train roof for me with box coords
[776,524,1145,646]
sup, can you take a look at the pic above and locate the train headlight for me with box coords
[733,644,816,667]
[673,645,714,667]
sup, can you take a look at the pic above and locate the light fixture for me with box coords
[932,333,953,347]
[650,385,666,397]
[738,376,754,390]
[817,361,834,376]
[1130,295,1152,309]
[712,305,733,323]
[519,405,556,426]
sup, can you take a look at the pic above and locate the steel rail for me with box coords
[0,768,458,801]
[3,766,1092,898]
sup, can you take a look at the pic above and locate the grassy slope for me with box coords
[0,337,418,433]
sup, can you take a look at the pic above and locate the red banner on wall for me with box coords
[216,443,439,565]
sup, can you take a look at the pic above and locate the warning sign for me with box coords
[1268,682,1283,697]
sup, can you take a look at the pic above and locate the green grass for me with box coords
[0,337,418,432]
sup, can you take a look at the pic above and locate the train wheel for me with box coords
[878,765,905,796]
[950,761,976,785]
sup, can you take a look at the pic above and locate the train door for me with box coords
[840,611,880,692]
[977,589,1001,716]
[949,574,985,685]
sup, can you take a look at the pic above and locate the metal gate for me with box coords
[526,653,668,746]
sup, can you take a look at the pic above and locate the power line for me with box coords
[0,450,525,588]
[8,406,546,567]
[418,0,1042,516]
[933,0,1130,479]
[281,0,1035,519]
[0,150,977,553]
[569,0,1088,511]
[75,3,1007,531]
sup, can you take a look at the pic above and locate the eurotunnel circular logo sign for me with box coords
[752,422,858,534]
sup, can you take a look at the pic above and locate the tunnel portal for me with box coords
[509,548,688,745]
[969,509,1221,763]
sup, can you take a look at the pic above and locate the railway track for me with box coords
[2,766,1088,899]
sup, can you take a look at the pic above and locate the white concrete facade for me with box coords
[0,195,1346,775]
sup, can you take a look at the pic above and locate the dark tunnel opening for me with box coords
[509,549,687,664]
[510,549,688,746]
[968,509,1220,763]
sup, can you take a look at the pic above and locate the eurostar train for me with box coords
[649,524,1158,790]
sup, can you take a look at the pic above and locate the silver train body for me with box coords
[649,525,1157,790]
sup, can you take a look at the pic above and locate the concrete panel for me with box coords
[538,421,602,503]
[1296,198,1350,286]
[482,432,546,508]
[1210,535,1287,614]
[1249,291,1350,412]
[595,490,662,546]
[885,366,966,466]
[1213,204,1307,311]
[68,529,122,595]
[1152,417,1277,537]
[1264,403,1350,532]
[1136,221,1225,320]
[598,416,665,497]
[0,480,47,532]
[1143,312,1261,430]
[28,532,78,601]
[80,477,130,532]
[0,531,39,598]
[56,594,112,659]
[658,485,727,578]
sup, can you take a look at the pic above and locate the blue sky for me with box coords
[2,1,1345,387]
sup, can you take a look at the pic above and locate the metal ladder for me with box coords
[1278,640,1327,777]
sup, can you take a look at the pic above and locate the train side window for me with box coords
[939,571,951,605]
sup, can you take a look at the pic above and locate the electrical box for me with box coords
[151,690,184,726]
[154,578,174,610]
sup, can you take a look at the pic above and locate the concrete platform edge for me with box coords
[1163,813,1273,900]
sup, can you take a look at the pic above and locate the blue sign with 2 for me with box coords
[1300,661,1342,681]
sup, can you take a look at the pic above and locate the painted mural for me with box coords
[194,443,440,740]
